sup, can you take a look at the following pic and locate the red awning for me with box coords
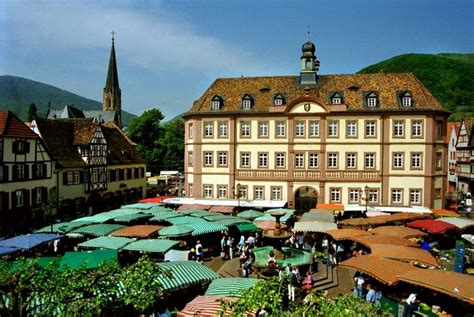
[178,204,212,211]
[407,219,460,234]
[209,205,235,214]
[139,196,174,203]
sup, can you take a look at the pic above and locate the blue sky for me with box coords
[0,0,473,120]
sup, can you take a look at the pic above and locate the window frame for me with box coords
[258,121,269,138]
[410,152,423,170]
[217,151,228,167]
[270,186,283,201]
[393,120,405,138]
[258,152,269,169]
[411,120,423,138]
[328,120,339,138]
[391,188,404,205]
[365,120,377,138]
[275,121,286,138]
[364,152,376,169]
[275,152,286,169]
[308,153,319,169]
[330,187,342,203]
[203,184,213,199]
[203,121,214,138]
[409,188,422,205]
[203,151,213,167]
[240,152,251,168]
[346,152,357,169]
[392,152,404,170]
[217,185,228,199]
[348,188,360,204]
[240,121,251,138]
[218,121,228,138]
[294,153,305,169]
[254,186,264,200]
[309,120,320,138]
[346,120,358,138]
[327,152,339,169]
[295,120,306,138]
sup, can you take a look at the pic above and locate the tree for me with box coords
[0,256,171,316]
[127,109,165,174]
[27,103,37,121]
[158,118,184,171]
[220,277,387,316]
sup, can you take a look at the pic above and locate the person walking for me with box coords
[365,284,376,303]
[195,240,203,263]
[237,234,245,253]
[353,275,365,298]
[227,237,234,260]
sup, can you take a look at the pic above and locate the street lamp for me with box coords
[360,185,370,218]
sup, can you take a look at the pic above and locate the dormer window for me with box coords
[365,92,378,108]
[241,95,253,110]
[273,94,285,106]
[330,92,343,105]
[211,96,223,110]
[399,91,412,107]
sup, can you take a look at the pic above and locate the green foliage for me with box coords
[0,256,169,316]
[27,103,37,121]
[220,277,386,317]
[128,109,184,174]
[358,53,474,121]
[0,75,136,125]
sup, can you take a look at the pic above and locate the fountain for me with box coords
[261,211,292,240]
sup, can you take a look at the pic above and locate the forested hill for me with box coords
[0,75,136,125]
[358,53,474,121]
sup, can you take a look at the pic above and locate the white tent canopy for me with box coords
[344,204,432,214]
[440,217,474,229]
[293,221,337,233]
[163,197,287,209]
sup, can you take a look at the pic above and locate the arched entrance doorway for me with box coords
[86,192,105,214]
[294,186,318,213]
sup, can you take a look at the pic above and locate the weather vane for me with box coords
[307,25,311,41]
[111,30,116,42]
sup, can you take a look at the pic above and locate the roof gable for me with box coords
[0,110,39,138]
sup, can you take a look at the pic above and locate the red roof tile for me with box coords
[0,110,39,138]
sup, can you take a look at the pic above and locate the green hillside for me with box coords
[358,53,474,121]
[0,75,136,125]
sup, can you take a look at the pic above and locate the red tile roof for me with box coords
[369,244,438,267]
[399,269,474,304]
[0,110,39,138]
[339,255,415,285]
[186,73,445,115]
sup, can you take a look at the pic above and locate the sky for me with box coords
[0,0,473,120]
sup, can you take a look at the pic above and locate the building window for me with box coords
[295,121,305,137]
[346,153,357,169]
[328,121,338,137]
[189,184,193,197]
[365,153,375,169]
[34,164,44,179]
[295,153,304,168]
[309,121,319,137]
[254,186,264,200]
[217,185,228,199]
[400,92,412,107]
[412,121,423,137]
[218,152,228,167]
[15,165,25,180]
[240,152,250,168]
[239,186,248,199]
[123,168,128,181]
[366,92,378,108]
[393,153,404,169]
[393,121,404,137]
[328,153,338,169]
[188,151,193,167]
[13,140,29,154]
[241,121,251,137]
[107,169,111,182]
[410,189,421,204]
[73,171,80,184]
[330,188,341,203]
[211,96,223,110]
[258,121,269,138]
[204,152,213,166]
[276,121,286,137]
[391,189,403,204]
[273,94,285,105]
[349,188,360,204]
[188,123,193,139]
[436,152,442,170]
[346,121,357,138]
[204,185,213,198]
[275,153,286,168]
[204,122,213,138]
[35,187,43,205]
[436,120,444,139]
[368,188,379,203]
[411,153,422,169]
[309,153,319,169]
[242,95,253,109]
[115,169,120,181]
[218,122,228,138]
[365,121,376,138]
[271,187,282,200]
[15,190,24,207]
[258,153,268,168]
[330,92,343,104]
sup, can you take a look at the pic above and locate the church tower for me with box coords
[103,32,122,127]
[299,37,320,85]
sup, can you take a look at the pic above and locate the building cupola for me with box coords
[299,35,320,85]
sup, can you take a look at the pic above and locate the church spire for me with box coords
[103,31,122,127]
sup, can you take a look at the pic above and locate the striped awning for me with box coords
[157,261,220,291]
[113,213,152,223]
[166,216,207,225]
[339,255,415,285]
[370,226,427,238]
[369,244,439,267]
[121,203,154,210]
[159,225,194,237]
[178,295,236,317]
[77,236,135,250]
[178,204,212,211]
[205,278,260,297]
[70,224,126,237]
[149,212,180,222]
[236,209,264,219]
[209,205,235,214]
[353,233,418,248]
[293,221,337,233]
[215,218,251,227]
[325,229,372,241]
[177,208,208,215]
[236,223,261,232]
[204,214,236,222]
[189,210,217,218]
[185,222,228,236]
[111,225,164,238]
[301,211,334,223]
[122,239,179,253]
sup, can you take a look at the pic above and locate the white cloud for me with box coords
[1,0,261,74]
